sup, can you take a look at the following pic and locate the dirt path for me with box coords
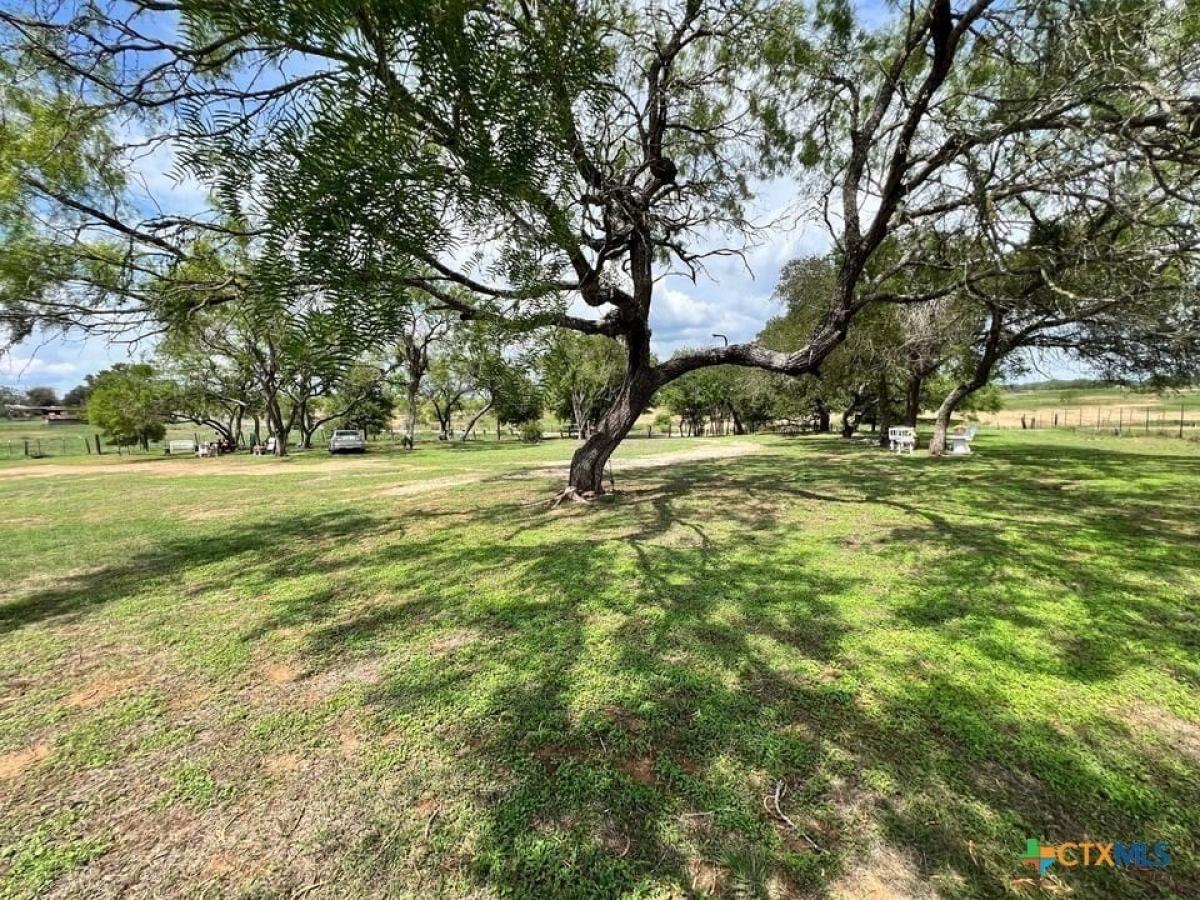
[372,442,763,497]
[0,441,762,490]
[504,440,763,482]
[0,457,394,480]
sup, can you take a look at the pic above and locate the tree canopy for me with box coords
[2,0,1199,486]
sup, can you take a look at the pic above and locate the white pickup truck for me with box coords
[328,429,367,454]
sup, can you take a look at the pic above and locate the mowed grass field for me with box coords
[1,431,1198,899]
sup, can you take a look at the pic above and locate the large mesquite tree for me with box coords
[4,0,1199,492]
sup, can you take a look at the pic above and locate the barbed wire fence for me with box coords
[988,404,1197,440]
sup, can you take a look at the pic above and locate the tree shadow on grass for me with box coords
[267,438,1194,897]
[4,435,1199,898]
[0,509,394,635]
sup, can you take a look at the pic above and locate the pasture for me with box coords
[983,387,1200,434]
[1,431,1198,899]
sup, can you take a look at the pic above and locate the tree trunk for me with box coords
[461,399,492,441]
[266,397,289,457]
[929,384,974,455]
[567,329,655,496]
[572,392,588,439]
[930,308,1008,456]
[404,368,420,448]
[816,401,831,434]
[904,374,923,427]
[231,408,244,447]
[876,374,893,448]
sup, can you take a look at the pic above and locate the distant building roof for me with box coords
[5,404,78,413]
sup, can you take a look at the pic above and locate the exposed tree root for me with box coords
[549,486,601,508]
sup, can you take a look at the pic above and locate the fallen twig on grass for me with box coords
[423,804,441,841]
[765,780,824,853]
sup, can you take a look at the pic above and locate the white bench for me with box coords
[947,425,978,455]
[888,426,917,454]
[168,440,196,455]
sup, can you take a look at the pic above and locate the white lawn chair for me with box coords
[947,425,977,455]
[888,426,917,454]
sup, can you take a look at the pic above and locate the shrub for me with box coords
[518,420,544,443]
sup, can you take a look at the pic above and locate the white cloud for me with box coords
[0,355,78,380]
[1,330,146,392]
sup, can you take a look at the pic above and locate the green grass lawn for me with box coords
[1,431,1197,898]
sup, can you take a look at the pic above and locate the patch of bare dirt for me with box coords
[261,662,301,685]
[428,628,482,653]
[829,844,936,900]
[336,728,362,757]
[295,658,384,705]
[688,858,726,896]
[1122,704,1200,761]
[380,474,486,496]
[619,756,658,786]
[604,705,648,734]
[203,852,240,876]
[0,741,50,779]
[167,689,211,712]
[63,676,139,709]
[263,752,303,775]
